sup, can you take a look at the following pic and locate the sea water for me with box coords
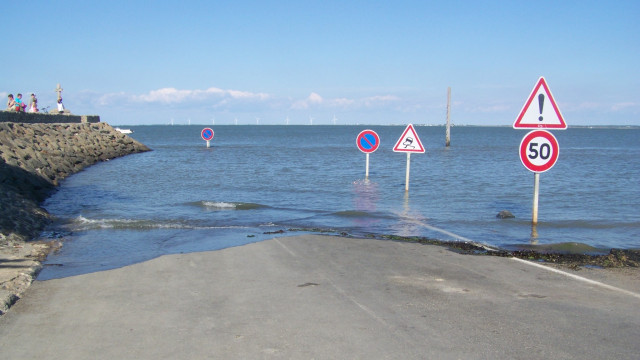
[38,125,640,279]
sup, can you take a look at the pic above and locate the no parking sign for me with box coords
[356,129,379,179]
[201,128,214,141]
[356,130,380,153]
[201,128,214,148]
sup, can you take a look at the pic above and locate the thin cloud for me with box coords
[611,102,638,111]
[361,95,400,107]
[133,87,269,104]
[226,89,270,100]
[292,92,324,109]
[462,102,511,113]
[89,87,427,117]
[96,92,128,106]
[292,93,400,110]
[328,97,356,107]
[476,104,510,113]
[571,102,602,111]
[135,88,193,103]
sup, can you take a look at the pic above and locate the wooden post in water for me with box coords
[532,173,540,225]
[445,87,451,147]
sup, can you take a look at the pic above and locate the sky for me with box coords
[2,0,639,126]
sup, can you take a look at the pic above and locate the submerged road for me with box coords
[1,235,639,359]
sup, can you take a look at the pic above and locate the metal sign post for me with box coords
[201,128,214,148]
[514,77,567,229]
[404,153,411,191]
[519,130,559,225]
[365,153,370,178]
[356,130,380,179]
[532,173,540,225]
[393,124,425,191]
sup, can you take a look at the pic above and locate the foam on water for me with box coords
[71,216,251,231]
[195,201,269,210]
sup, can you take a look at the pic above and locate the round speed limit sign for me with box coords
[519,130,559,173]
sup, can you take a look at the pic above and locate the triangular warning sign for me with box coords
[514,77,567,130]
[393,124,425,153]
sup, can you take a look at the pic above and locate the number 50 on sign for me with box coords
[519,130,559,173]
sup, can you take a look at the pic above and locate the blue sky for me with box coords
[2,0,638,125]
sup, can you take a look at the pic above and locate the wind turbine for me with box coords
[235,117,238,125]
[286,116,290,125]
[256,117,260,125]
[332,114,338,125]
[309,116,314,125]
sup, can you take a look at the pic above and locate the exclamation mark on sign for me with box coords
[538,94,545,121]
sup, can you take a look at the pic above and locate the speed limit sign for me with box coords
[519,130,559,173]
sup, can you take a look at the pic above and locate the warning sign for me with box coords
[513,77,567,130]
[393,124,425,153]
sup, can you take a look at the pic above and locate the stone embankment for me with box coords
[0,121,149,313]
[0,111,100,124]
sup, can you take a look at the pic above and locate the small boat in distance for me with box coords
[115,128,133,134]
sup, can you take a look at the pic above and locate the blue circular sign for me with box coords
[356,130,380,153]
[201,128,214,141]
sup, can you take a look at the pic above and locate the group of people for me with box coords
[6,93,39,113]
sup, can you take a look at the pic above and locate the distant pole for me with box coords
[405,153,411,191]
[532,173,540,225]
[445,87,451,147]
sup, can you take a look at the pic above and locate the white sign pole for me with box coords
[532,172,540,225]
[393,124,424,192]
[201,128,214,147]
[514,78,567,227]
[365,153,370,179]
[357,129,380,180]
[405,153,411,191]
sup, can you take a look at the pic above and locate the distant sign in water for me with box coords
[201,128,214,148]
[201,128,214,141]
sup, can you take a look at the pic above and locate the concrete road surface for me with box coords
[1,235,639,359]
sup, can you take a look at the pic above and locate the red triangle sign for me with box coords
[514,77,567,129]
[393,124,425,153]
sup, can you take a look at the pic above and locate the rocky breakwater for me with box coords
[0,122,150,314]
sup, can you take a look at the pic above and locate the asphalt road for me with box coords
[1,235,639,359]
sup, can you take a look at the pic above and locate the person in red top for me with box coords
[14,93,26,112]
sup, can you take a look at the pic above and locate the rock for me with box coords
[0,290,19,315]
[497,210,515,219]
[0,122,150,315]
